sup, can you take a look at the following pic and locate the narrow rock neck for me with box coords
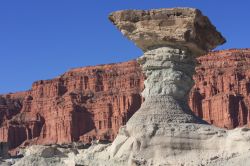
[138,47,196,102]
[125,47,204,129]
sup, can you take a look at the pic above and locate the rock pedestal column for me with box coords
[106,8,228,165]
[126,47,202,134]
[109,8,226,135]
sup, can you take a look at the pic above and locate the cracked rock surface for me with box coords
[109,8,226,54]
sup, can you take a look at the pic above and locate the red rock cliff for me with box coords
[2,49,250,150]
[189,49,250,129]
[0,61,144,149]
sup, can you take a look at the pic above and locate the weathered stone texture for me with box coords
[109,8,226,54]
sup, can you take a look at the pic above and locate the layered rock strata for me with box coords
[0,61,144,151]
[189,49,250,129]
[125,47,203,136]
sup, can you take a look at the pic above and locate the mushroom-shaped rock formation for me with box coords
[109,8,226,54]
[2,7,250,166]
[72,8,250,166]
[110,8,225,135]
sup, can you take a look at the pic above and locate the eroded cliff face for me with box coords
[0,93,24,126]
[0,61,144,150]
[189,49,250,129]
[0,42,249,152]
[2,49,250,151]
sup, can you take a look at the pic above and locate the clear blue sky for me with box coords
[0,0,249,94]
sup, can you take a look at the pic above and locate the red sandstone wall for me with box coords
[0,61,144,149]
[189,49,250,129]
[2,49,250,150]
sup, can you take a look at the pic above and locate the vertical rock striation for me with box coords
[0,61,144,151]
[189,49,250,129]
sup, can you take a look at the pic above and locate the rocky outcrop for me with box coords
[0,93,25,126]
[3,129,250,166]
[0,61,144,151]
[109,7,225,130]
[0,93,26,150]
[109,8,225,54]
[189,49,250,129]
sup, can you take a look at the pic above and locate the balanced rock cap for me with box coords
[109,8,226,55]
